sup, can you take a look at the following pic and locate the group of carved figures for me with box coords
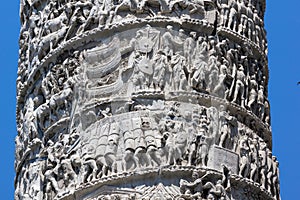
[179,167,231,200]
[126,26,269,124]
[32,101,276,199]
[18,0,267,82]
[216,0,266,48]
[19,0,210,74]
[15,52,83,168]
[15,102,279,199]
[19,0,115,75]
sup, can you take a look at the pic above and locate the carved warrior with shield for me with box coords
[16,0,279,199]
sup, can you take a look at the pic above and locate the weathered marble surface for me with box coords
[16,0,279,200]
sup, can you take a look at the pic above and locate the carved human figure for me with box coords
[213,59,229,98]
[207,107,218,138]
[98,0,115,26]
[232,65,246,107]
[80,0,101,31]
[196,36,208,61]
[208,69,219,94]
[258,140,267,189]
[225,49,236,73]
[227,0,238,31]
[28,9,40,39]
[249,136,259,182]
[191,61,207,91]
[218,105,232,148]
[152,50,167,90]
[60,158,77,189]
[209,180,226,199]
[171,53,187,91]
[145,129,161,167]
[187,125,199,166]
[237,0,248,35]
[257,85,265,120]
[104,124,119,174]
[161,25,175,57]
[247,5,255,40]
[64,1,93,40]
[179,170,204,198]
[188,0,205,15]
[23,98,38,142]
[44,169,60,199]
[238,132,250,178]
[247,75,258,111]
[183,31,197,67]
[217,0,229,26]
[172,123,188,165]
[266,149,273,194]
[160,118,178,165]
[82,147,98,183]
[131,52,149,91]
[141,118,161,166]
[264,100,270,126]
[253,9,262,45]
[135,121,151,168]
[123,131,138,171]
[197,135,210,167]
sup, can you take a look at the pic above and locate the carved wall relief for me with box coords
[17,1,279,199]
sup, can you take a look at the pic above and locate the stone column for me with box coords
[16,0,280,199]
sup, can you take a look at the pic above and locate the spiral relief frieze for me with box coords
[16,0,279,200]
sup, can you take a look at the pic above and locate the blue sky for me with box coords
[0,1,299,199]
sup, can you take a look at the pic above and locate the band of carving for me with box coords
[16,0,278,200]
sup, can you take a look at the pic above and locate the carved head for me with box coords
[192,170,200,180]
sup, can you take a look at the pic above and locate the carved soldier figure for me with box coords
[145,127,161,167]
[171,53,187,91]
[44,168,60,199]
[191,61,207,91]
[152,50,167,91]
[180,170,205,198]
[104,122,119,174]
[259,140,267,189]
[232,65,246,107]
[237,0,248,35]
[218,105,232,148]
[82,146,98,183]
[249,136,259,182]
[135,120,151,168]
[212,180,226,199]
[60,158,77,189]
[246,2,255,40]
[227,0,238,30]
[123,130,138,171]
[247,75,258,111]
[161,25,175,57]
[238,131,250,178]
[253,9,262,45]
[217,0,229,27]
[266,149,273,194]
[213,59,229,98]
[187,125,199,166]
[172,122,188,165]
[257,85,265,120]
[183,31,197,67]
[197,135,210,167]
